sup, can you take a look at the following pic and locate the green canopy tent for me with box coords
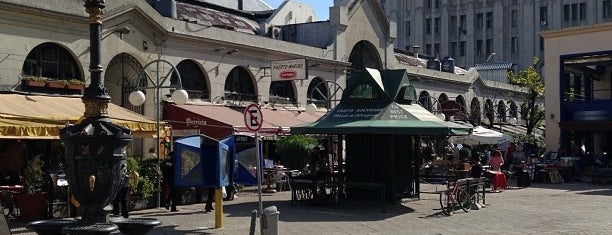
[292,68,471,203]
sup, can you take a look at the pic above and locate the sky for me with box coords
[265,0,334,21]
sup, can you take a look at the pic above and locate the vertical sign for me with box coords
[243,103,264,234]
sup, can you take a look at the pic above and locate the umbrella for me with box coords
[451,126,513,146]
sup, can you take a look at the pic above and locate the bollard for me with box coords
[262,206,279,235]
[249,210,257,235]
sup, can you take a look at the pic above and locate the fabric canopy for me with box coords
[292,68,472,136]
[0,93,160,139]
[450,126,513,145]
[164,103,324,140]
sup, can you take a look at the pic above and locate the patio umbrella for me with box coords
[451,125,513,146]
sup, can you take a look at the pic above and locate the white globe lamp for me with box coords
[128,90,146,106]
[171,89,189,105]
[305,103,317,115]
[436,113,446,121]
[509,117,518,125]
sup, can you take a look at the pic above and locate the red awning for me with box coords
[164,103,324,140]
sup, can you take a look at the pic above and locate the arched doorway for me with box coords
[224,66,257,102]
[104,53,145,114]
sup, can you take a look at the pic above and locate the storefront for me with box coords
[0,93,160,182]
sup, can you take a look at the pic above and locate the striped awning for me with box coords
[0,93,160,139]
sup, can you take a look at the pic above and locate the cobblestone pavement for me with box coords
[9,182,612,235]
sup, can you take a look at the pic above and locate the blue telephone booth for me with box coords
[173,135,230,188]
[221,134,261,186]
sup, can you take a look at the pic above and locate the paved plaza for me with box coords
[9,182,612,235]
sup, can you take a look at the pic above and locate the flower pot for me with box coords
[15,192,48,222]
[47,81,66,88]
[66,83,84,91]
[24,80,47,87]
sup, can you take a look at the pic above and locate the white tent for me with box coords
[451,126,513,146]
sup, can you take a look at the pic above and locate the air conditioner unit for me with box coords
[270,26,282,39]
[540,20,547,26]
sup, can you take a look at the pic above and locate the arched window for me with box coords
[224,67,256,101]
[176,60,209,100]
[470,97,481,125]
[22,42,82,80]
[348,40,383,84]
[497,100,507,122]
[418,90,432,111]
[269,80,296,104]
[307,77,328,107]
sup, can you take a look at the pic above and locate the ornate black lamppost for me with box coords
[27,1,160,234]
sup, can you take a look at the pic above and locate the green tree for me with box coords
[507,57,545,135]
[274,135,319,170]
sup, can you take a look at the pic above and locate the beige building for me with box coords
[541,22,612,155]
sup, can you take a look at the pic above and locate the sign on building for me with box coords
[270,58,308,81]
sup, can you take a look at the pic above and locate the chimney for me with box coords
[238,0,243,10]
[411,45,420,59]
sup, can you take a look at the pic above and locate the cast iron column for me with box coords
[60,0,132,225]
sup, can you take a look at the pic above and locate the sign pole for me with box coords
[244,103,264,234]
[255,131,263,235]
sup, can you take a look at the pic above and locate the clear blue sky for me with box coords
[265,0,334,20]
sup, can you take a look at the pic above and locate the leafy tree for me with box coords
[274,135,319,170]
[508,57,545,135]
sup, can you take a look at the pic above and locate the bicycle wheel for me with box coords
[457,188,472,213]
[439,192,454,216]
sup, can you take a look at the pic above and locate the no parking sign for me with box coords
[243,103,263,132]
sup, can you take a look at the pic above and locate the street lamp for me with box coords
[129,59,188,208]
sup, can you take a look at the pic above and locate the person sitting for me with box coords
[470,155,483,178]
[487,150,507,192]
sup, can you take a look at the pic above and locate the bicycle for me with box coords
[439,178,472,216]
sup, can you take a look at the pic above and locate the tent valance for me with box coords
[0,93,160,139]
[291,68,472,136]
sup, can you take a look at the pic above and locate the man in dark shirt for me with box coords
[161,153,178,212]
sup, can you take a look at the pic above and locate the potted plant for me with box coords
[66,79,86,90]
[17,155,51,222]
[22,76,48,87]
[46,79,67,88]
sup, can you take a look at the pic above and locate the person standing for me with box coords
[205,187,215,212]
[161,153,178,212]
[112,175,129,218]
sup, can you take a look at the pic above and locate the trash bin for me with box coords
[262,206,279,235]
